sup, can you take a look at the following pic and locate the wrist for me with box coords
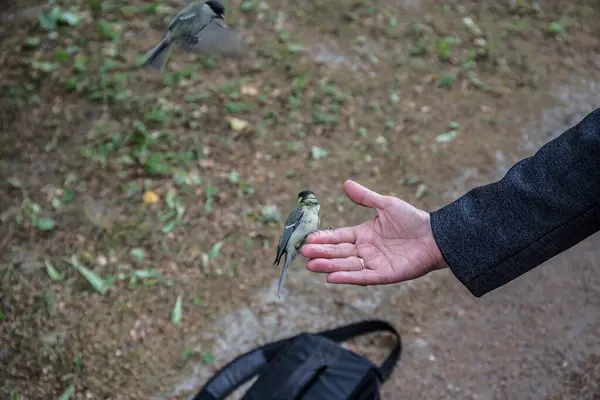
[423,212,449,271]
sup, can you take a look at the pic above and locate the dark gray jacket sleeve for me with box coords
[430,108,600,297]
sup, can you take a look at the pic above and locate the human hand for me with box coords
[301,180,448,286]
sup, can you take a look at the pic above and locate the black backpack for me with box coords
[192,319,402,400]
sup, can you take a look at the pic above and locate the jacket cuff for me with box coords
[430,205,489,298]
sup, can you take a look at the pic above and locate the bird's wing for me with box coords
[277,206,305,253]
[179,17,243,55]
[168,6,197,31]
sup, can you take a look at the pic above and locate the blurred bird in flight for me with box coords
[143,0,243,73]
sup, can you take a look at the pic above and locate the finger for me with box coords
[304,227,357,245]
[344,180,390,210]
[327,270,386,286]
[306,257,364,273]
[301,243,358,259]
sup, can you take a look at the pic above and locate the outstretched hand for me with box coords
[301,180,448,286]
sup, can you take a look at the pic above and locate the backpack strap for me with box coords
[192,319,401,400]
[191,336,295,400]
[316,319,402,381]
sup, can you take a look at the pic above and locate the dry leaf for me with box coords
[226,116,249,131]
[200,159,215,169]
[143,191,160,204]
[241,85,258,96]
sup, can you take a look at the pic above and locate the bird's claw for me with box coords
[302,229,320,245]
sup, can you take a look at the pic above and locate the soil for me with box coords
[1,0,599,399]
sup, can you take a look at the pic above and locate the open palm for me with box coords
[301,180,447,286]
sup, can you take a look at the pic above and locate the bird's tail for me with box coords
[143,36,173,73]
[277,252,295,299]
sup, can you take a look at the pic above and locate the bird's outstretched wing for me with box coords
[179,17,244,56]
[274,206,304,265]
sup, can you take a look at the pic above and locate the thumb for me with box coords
[344,180,389,210]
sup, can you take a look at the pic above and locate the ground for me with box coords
[1,0,599,399]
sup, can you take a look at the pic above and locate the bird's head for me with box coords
[297,190,319,206]
[205,0,225,18]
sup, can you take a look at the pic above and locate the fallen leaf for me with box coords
[58,384,74,400]
[200,159,215,169]
[171,295,183,325]
[226,116,249,131]
[228,170,240,184]
[7,177,22,188]
[462,17,483,37]
[130,248,145,261]
[436,130,459,143]
[208,241,224,258]
[70,256,107,295]
[241,85,258,96]
[35,217,56,231]
[143,191,160,204]
[415,184,429,199]
[311,146,329,160]
[45,259,62,281]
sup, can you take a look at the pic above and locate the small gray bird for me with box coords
[143,0,241,73]
[274,190,321,298]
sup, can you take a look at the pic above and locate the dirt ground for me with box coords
[1,0,599,399]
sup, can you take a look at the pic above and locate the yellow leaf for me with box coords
[143,190,160,204]
[226,117,250,132]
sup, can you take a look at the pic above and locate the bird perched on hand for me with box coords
[143,0,242,73]
[274,190,321,299]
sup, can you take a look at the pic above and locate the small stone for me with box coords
[474,38,486,47]
[97,255,108,266]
